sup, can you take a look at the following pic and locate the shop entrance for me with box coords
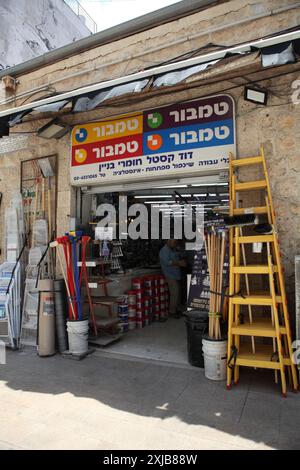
[77,173,228,366]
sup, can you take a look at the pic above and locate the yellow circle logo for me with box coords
[75,148,87,164]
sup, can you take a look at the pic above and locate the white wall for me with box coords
[0,0,90,70]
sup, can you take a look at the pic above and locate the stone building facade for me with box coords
[0,0,299,310]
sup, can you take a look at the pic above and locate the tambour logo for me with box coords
[147,112,163,128]
[75,128,88,143]
[75,148,87,164]
[147,134,163,151]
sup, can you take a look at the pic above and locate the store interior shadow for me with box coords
[2,348,295,449]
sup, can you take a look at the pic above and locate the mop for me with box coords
[68,232,83,321]
[57,236,77,320]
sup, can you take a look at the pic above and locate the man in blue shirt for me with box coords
[159,239,186,318]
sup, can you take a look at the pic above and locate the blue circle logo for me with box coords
[75,128,88,143]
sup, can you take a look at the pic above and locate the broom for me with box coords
[205,229,227,340]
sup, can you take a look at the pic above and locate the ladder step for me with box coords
[231,156,264,167]
[233,206,268,216]
[231,319,286,337]
[232,294,282,306]
[232,265,278,274]
[234,344,291,370]
[234,180,267,191]
[234,235,274,244]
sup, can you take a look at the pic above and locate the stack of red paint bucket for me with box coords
[127,274,169,329]
[150,275,168,321]
[127,290,137,330]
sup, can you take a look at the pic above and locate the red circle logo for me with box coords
[147,134,163,151]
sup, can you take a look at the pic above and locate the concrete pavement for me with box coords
[0,347,299,450]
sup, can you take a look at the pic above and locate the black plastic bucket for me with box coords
[184,310,208,368]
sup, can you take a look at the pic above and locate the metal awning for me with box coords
[0,28,299,133]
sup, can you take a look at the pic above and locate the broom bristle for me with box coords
[224,214,258,227]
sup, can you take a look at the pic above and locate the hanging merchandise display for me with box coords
[5,193,25,262]
[0,262,21,348]
[0,193,26,349]
[21,247,45,346]
[50,232,93,354]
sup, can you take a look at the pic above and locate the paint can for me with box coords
[119,321,129,333]
[67,319,89,355]
[136,320,143,329]
[136,300,143,310]
[144,288,153,297]
[127,290,137,306]
[118,304,129,315]
[143,276,153,288]
[160,294,165,302]
[128,317,136,330]
[119,312,129,323]
[144,296,151,308]
[136,308,143,320]
[128,306,136,317]
[154,295,160,304]
[132,277,143,290]
[154,303,160,321]
[128,309,136,328]
[135,289,144,301]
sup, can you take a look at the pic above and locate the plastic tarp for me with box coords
[153,59,220,88]
[9,110,32,127]
[33,99,70,113]
[261,41,296,68]
[73,79,149,112]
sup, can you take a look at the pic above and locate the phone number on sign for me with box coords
[73,174,99,181]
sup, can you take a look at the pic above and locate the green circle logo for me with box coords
[147,112,163,129]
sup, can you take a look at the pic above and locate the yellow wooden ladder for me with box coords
[227,145,298,396]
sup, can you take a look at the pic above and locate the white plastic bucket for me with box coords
[67,319,89,355]
[202,338,227,381]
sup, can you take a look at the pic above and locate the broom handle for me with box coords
[210,232,215,338]
[215,234,220,339]
[42,178,45,213]
[212,232,217,339]
[32,181,39,246]
[56,244,76,320]
[217,233,226,339]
